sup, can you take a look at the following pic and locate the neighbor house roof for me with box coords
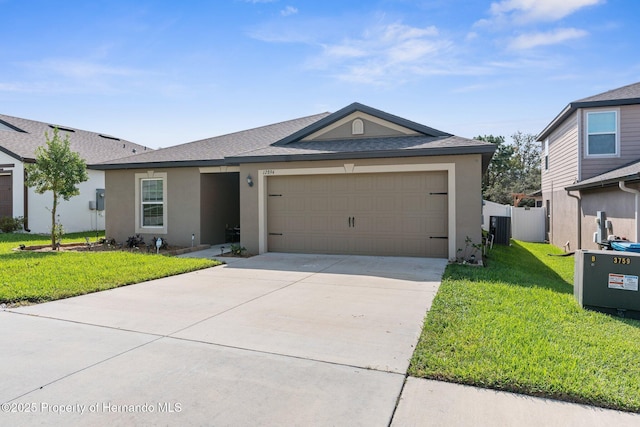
[566,159,640,191]
[93,113,331,169]
[94,102,496,171]
[537,81,640,141]
[0,114,150,164]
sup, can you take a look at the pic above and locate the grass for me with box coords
[0,231,219,305]
[410,240,640,413]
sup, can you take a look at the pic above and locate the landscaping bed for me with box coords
[16,242,212,256]
[410,240,640,413]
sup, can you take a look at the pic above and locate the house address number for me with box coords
[613,256,631,265]
[262,170,276,176]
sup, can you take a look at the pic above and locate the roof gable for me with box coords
[538,81,640,141]
[273,102,451,146]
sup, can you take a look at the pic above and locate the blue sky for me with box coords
[1,0,639,149]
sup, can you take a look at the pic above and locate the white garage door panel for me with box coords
[267,172,448,258]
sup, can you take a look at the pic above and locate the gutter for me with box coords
[566,190,581,249]
[619,181,640,242]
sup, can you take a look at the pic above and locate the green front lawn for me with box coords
[0,231,218,305]
[410,240,640,413]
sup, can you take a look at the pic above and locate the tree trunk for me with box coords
[51,191,57,249]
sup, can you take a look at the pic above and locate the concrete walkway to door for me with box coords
[2,253,445,426]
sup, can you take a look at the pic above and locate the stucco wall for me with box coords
[239,154,483,259]
[581,186,637,248]
[105,167,202,247]
[27,169,106,234]
[546,188,579,250]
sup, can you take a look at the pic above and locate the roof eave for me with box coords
[566,174,640,191]
[90,159,230,170]
[228,145,496,165]
[0,146,26,162]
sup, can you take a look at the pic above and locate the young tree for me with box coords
[25,128,89,248]
[475,135,516,205]
[476,132,541,205]
[510,131,541,199]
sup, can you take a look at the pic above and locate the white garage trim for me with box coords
[258,163,456,259]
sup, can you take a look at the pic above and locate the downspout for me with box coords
[619,181,640,242]
[567,190,581,249]
[23,168,30,232]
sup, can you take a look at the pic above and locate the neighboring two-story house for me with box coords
[0,114,149,234]
[538,81,640,250]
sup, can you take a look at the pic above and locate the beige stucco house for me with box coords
[537,81,640,250]
[94,103,496,260]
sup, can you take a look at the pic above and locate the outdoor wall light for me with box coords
[247,174,254,187]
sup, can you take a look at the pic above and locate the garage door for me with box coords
[267,171,448,257]
[0,174,12,218]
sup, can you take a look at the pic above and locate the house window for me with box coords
[135,172,167,234]
[141,179,164,227]
[544,139,549,170]
[586,111,618,156]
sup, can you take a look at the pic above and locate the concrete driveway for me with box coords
[1,253,446,426]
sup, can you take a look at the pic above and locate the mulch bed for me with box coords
[15,242,211,256]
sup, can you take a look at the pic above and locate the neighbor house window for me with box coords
[141,179,164,227]
[586,111,618,156]
[544,138,549,170]
[135,172,167,234]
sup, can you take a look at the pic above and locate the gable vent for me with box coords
[352,118,364,135]
[99,134,121,141]
[48,125,75,133]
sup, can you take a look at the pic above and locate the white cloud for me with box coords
[280,6,298,16]
[508,27,588,50]
[489,0,603,23]
[306,23,455,84]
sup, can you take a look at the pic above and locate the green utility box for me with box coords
[574,250,640,319]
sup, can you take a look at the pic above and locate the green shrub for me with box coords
[0,216,24,233]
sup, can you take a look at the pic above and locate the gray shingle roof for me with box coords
[229,134,495,162]
[566,159,640,191]
[575,81,640,103]
[537,81,640,141]
[95,112,331,169]
[0,114,150,164]
[93,102,496,171]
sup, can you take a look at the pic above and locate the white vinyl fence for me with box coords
[482,200,546,243]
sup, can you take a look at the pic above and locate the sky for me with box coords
[1,0,639,149]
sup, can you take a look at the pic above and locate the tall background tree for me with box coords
[476,132,541,206]
[26,128,89,247]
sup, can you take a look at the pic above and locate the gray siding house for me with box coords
[537,82,640,250]
[94,103,496,260]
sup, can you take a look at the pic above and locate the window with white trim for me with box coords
[135,172,167,234]
[141,178,164,227]
[586,111,618,156]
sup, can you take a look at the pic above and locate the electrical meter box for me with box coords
[574,250,640,319]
